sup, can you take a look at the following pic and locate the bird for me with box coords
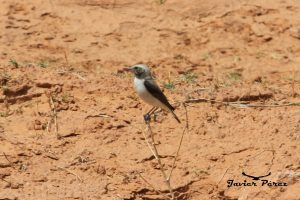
[128,64,181,123]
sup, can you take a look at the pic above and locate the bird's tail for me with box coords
[171,110,181,123]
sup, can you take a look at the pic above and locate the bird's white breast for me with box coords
[134,78,147,95]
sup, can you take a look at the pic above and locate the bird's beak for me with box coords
[121,67,131,72]
[123,67,132,72]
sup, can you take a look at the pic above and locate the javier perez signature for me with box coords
[227,172,288,188]
[227,179,288,188]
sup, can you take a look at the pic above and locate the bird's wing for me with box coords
[144,78,175,111]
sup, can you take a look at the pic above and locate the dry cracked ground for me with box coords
[0,0,300,199]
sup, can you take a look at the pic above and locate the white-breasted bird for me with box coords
[129,64,181,123]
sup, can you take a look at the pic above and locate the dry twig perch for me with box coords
[47,93,60,139]
[140,103,189,200]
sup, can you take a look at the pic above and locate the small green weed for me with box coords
[164,80,175,90]
[181,72,198,83]
[37,60,49,68]
[0,111,10,117]
[255,52,266,59]
[227,71,242,81]
[9,59,19,68]
[202,52,212,60]
[158,0,166,4]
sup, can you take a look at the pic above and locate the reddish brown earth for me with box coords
[0,0,300,199]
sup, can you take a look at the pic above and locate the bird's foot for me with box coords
[144,113,151,123]
[153,113,158,122]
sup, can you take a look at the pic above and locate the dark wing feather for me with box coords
[144,79,175,111]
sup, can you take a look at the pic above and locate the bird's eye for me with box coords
[132,66,144,75]
[136,67,142,72]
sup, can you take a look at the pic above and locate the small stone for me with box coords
[263,35,273,42]
[209,156,218,162]
[33,176,48,182]
[33,120,43,130]
[60,131,80,138]
[96,165,106,175]
[72,48,83,54]
[0,169,11,178]
[253,76,262,83]
[36,82,53,88]
[290,27,300,39]
[45,36,54,40]
[69,104,79,111]
[181,170,189,176]
[0,163,11,168]
[11,183,23,189]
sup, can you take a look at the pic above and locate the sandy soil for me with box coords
[0,0,300,199]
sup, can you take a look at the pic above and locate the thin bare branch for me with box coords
[142,126,159,160]
[85,113,112,119]
[57,166,83,182]
[71,72,86,81]
[217,167,230,185]
[168,103,189,181]
[243,149,276,174]
[145,122,173,199]
[137,172,170,199]
[185,98,300,108]
[3,152,13,165]
[48,94,60,139]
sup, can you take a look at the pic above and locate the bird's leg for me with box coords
[149,107,159,122]
[149,107,158,116]
[152,108,161,122]
[144,107,157,123]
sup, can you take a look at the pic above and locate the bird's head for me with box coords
[129,64,151,79]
